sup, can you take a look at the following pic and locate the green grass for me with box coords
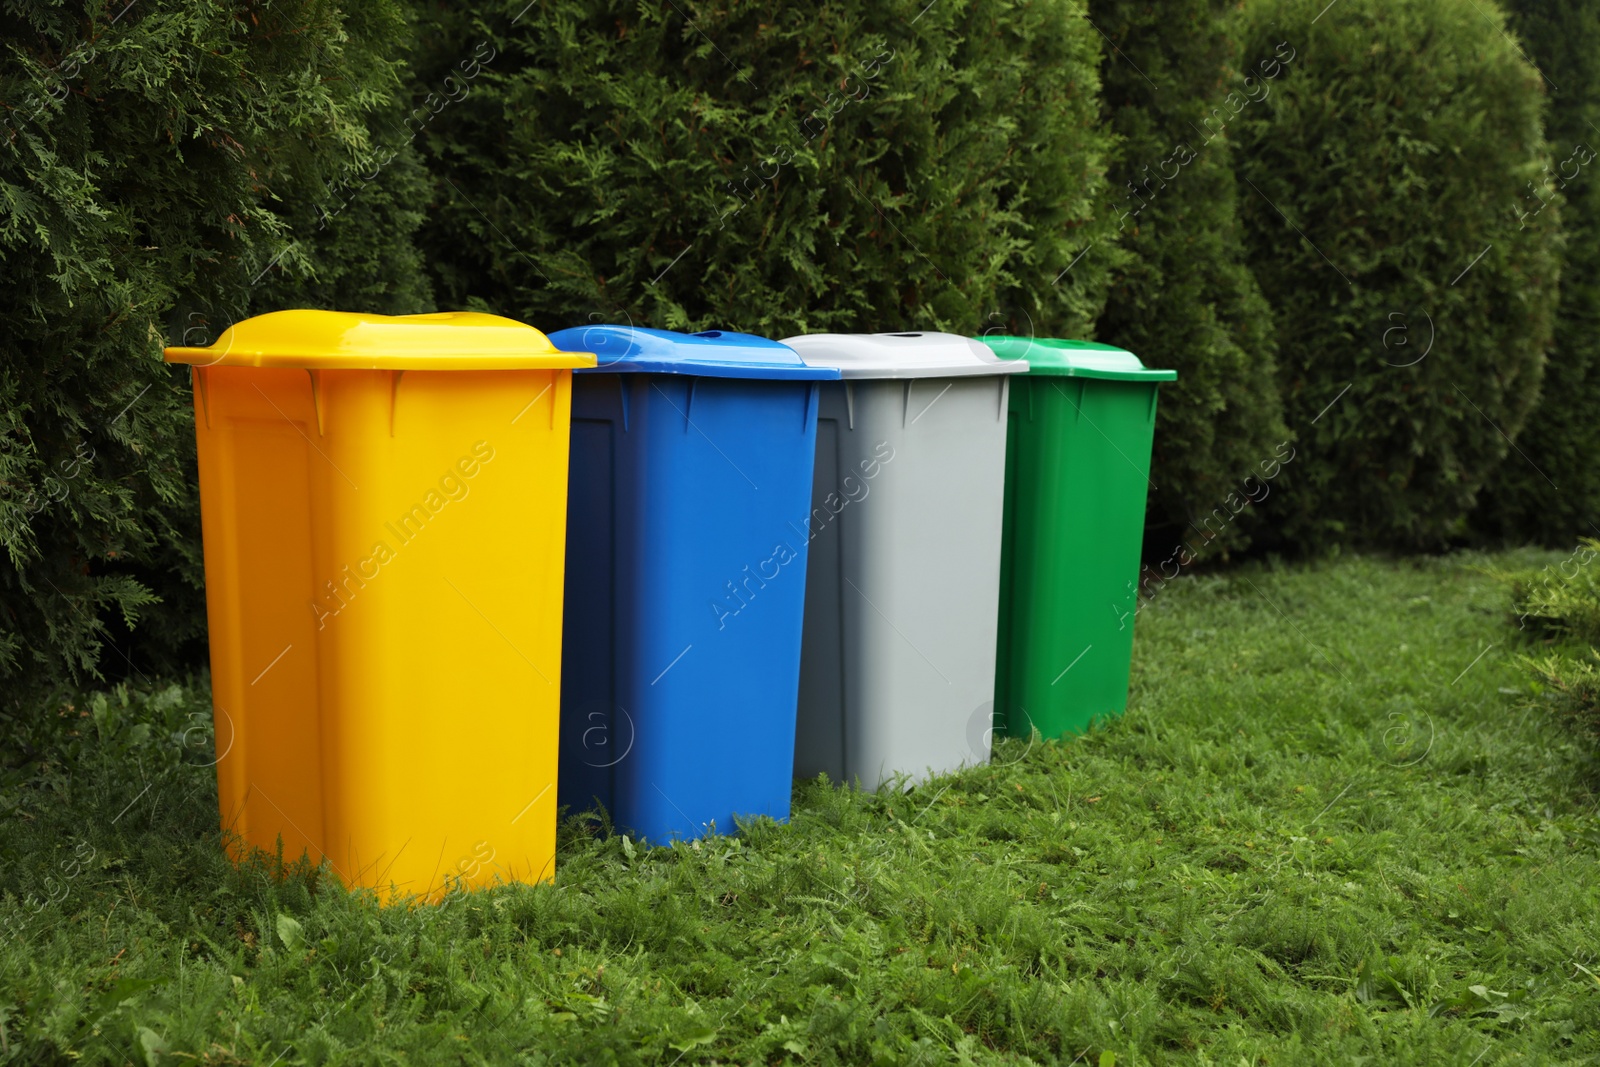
[4,551,1599,1065]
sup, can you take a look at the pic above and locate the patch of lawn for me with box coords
[3,551,1598,1064]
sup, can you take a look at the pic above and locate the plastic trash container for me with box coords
[549,326,839,843]
[164,310,594,900]
[780,333,1027,790]
[975,335,1176,740]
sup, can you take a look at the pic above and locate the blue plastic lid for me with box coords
[549,326,840,380]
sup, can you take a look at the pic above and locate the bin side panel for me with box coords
[196,369,327,866]
[606,376,816,843]
[794,401,847,785]
[993,379,1025,737]
[560,378,627,818]
[997,377,1159,740]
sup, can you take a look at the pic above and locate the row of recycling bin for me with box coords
[164,311,1175,899]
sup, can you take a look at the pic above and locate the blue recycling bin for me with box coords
[550,326,840,843]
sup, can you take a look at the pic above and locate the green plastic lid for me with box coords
[974,335,1177,382]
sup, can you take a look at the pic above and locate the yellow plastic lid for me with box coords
[163,310,597,370]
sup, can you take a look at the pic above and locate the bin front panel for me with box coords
[562,374,818,842]
[796,377,1009,790]
[995,375,1161,740]
[194,364,572,899]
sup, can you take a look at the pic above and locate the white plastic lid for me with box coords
[780,332,1030,379]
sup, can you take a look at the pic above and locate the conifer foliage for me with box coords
[1475,0,1600,545]
[0,0,422,709]
[409,0,1117,340]
[1089,0,1287,560]
[1233,0,1561,550]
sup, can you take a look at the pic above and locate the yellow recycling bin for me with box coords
[165,310,594,901]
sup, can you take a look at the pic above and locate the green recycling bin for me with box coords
[976,336,1177,740]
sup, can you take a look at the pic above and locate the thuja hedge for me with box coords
[0,1,425,712]
[1088,0,1286,560]
[5,0,1589,705]
[1475,0,1600,545]
[409,0,1116,340]
[1233,0,1561,550]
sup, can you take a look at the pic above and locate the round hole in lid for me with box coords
[693,330,723,338]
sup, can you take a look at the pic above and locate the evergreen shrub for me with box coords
[1089,0,1287,561]
[1234,0,1561,550]
[1475,0,1600,545]
[0,0,424,711]
[410,0,1117,340]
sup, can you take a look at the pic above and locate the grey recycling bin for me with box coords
[783,332,1028,790]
